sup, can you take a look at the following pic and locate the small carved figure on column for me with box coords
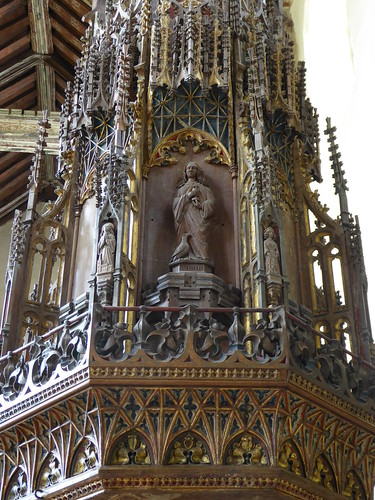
[263,226,282,306]
[171,162,215,264]
[264,226,280,275]
[97,222,116,274]
[97,222,116,305]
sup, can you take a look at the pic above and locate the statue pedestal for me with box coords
[169,257,214,274]
[143,270,240,309]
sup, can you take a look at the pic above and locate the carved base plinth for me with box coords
[36,466,344,500]
[97,273,114,306]
[143,271,240,308]
[265,274,282,307]
[169,257,214,274]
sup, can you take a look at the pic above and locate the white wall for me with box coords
[292,0,375,325]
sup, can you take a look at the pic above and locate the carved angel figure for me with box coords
[171,162,214,262]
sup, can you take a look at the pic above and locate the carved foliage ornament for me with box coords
[38,453,61,489]
[225,433,268,465]
[277,440,305,477]
[72,440,98,476]
[167,433,210,465]
[109,434,151,465]
[146,128,231,176]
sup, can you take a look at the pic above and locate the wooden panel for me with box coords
[0,71,36,106]
[0,169,30,204]
[0,154,31,184]
[0,17,29,48]
[53,34,81,67]
[0,35,31,70]
[50,17,83,52]
[0,152,24,174]
[49,0,86,38]
[0,109,60,153]
[0,0,27,29]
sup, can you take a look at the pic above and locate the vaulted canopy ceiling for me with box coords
[0,0,91,220]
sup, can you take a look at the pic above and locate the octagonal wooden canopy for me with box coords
[0,0,91,221]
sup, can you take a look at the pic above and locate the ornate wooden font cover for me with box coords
[0,0,374,498]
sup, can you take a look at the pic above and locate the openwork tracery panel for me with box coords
[151,82,229,151]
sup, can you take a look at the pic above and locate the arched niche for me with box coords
[141,128,236,288]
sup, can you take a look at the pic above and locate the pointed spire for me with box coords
[324,117,350,226]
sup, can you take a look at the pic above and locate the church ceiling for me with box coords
[0,0,90,220]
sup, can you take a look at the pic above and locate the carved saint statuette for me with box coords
[263,226,282,306]
[263,226,280,276]
[97,222,116,274]
[97,222,116,305]
[170,162,214,270]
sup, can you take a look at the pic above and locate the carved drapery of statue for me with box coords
[97,223,116,275]
[171,162,215,264]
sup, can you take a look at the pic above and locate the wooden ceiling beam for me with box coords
[0,191,28,221]
[36,62,56,111]
[7,90,37,111]
[57,0,90,19]
[0,109,60,154]
[0,54,42,87]
[27,0,54,55]
[49,2,86,38]
[27,0,55,112]
[50,17,83,53]
[53,37,80,68]
[49,56,74,83]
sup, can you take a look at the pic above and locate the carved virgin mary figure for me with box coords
[171,162,215,262]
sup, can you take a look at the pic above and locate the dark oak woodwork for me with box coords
[0,17,29,48]
[0,35,31,69]
[0,0,27,29]
[0,169,29,203]
[0,154,31,184]
[0,72,36,106]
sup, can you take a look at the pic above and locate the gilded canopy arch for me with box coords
[145,128,232,177]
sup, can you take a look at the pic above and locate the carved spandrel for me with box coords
[225,434,268,465]
[167,433,210,465]
[109,434,151,465]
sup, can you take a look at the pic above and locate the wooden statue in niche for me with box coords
[140,129,240,308]
[97,222,116,274]
[171,162,215,266]
[263,225,282,306]
[96,221,116,305]
[263,226,280,276]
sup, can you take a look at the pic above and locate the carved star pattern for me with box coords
[152,81,229,150]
